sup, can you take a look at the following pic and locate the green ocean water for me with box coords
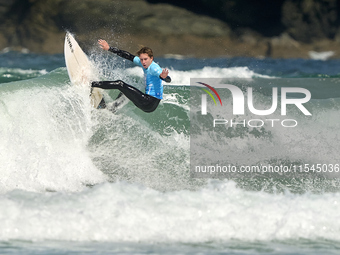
[0,50,340,254]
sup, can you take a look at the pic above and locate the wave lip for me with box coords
[308,51,334,61]
[0,67,47,83]
[125,66,272,86]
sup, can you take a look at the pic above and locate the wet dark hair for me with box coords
[136,47,153,58]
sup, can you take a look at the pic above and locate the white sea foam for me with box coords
[308,51,334,61]
[0,67,47,76]
[0,81,106,193]
[0,180,339,243]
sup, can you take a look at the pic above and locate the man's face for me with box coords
[139,53,153,69]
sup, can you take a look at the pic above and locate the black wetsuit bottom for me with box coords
[91,80,160,113]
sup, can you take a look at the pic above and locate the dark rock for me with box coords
[282,0,339,42]
[0,0,339,58]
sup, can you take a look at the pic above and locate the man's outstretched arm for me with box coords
[98,39,135,62]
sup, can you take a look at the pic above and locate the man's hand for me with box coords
[98,39,110,51]
[160,68,169,79]
[160,68,171,82]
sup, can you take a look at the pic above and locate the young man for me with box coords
[91,39,171,112]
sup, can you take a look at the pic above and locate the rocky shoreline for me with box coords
[1,0,340,59]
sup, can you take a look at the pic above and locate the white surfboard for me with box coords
[64,32,104,108]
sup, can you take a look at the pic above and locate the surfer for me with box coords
[91,39,171,112]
